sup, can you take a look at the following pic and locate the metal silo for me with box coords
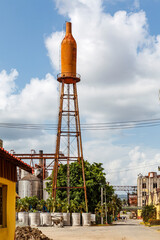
[18,174,42,199]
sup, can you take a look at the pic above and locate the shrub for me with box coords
[141,205,156,223]
[148,219,160,225]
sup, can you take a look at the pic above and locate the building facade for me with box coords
[137,172,160,207]
[0,147,32,240]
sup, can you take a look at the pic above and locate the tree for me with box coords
[46,160,119,213]
[141,205,156,222]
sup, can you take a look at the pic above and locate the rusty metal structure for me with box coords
[113,186,137,192]
[13,151,58,180]
[52,22,88,211]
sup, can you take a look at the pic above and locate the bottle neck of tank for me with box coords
[66,22,72,35]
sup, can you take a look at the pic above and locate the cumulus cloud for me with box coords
[0,69,58,152]
[0,70,58,122]
[45,0,160,184]
[1,0,160,185]
[46,0,160,123]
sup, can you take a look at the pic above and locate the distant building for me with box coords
[137,172,160,219]
[128,194,137,206]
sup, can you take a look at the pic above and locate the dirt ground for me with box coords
[38,220,160,240]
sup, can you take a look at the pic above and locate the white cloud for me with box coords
[1,0,160,185]
[0,69,18,109]
[0,70,58,152]
[0,70,58,122]
[45,0,160,184]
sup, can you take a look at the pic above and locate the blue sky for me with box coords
[0,0,65,89]
[0,0,160,88]
[1,0,160,185]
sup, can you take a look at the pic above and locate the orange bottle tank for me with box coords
[61,22,77,78]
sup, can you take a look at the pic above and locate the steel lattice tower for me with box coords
[52,22,88,212]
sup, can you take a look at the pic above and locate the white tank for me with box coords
[63,212,70,226]
[18,174,42,199]
[21,170,29,179]
[40,212,51,226]
[72,213,81,226]
[18,212,29,226]
[29,212,40,226]
[82,213,91,226]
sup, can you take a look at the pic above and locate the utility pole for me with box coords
[101,186,103,224]
[104,186,107,224]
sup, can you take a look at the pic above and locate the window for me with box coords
[142,199,146,206]
[142,192,146,196]
[142,183,146,188]
[153,183,157,188]
[0,184,7,228]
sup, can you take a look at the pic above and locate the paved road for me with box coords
[38,219,160,240]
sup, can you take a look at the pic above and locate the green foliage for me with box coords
[95,194,122,219]
[141,205,156,222]
[46,160,121,214]
[23,196,39,210]
[16,196,47,212]
[46,196,55,212]
[36,199,46,212]
[148,219,160,225]
[46,161,107,212]
[16,198,29,212]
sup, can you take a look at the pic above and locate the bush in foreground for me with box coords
[148,219,160,225]
[141,205,156,223]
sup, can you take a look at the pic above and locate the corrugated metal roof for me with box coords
[0,148,32,172]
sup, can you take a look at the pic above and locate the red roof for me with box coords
[0,147,32,173]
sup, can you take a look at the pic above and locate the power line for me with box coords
[108,162,159,175]
[1,118,160,131]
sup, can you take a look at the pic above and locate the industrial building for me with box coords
[137,172,160,207]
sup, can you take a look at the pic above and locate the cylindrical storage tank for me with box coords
[63,213,70,226]
[43,179,50,201]
[18,175,42,199]
[29,212,40,226]
[82,213,91,226]
[32,178,42,199]
[61,22,77,77]
[72,213,81,226]
[40,212,51,226]
[21,170,30,179]
[18,179,32,199]
[18,212,29,226]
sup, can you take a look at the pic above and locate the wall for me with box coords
[156,204,160,220]
[156,204,160,219]
[137,209,142,219]
[0,177,16,240]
